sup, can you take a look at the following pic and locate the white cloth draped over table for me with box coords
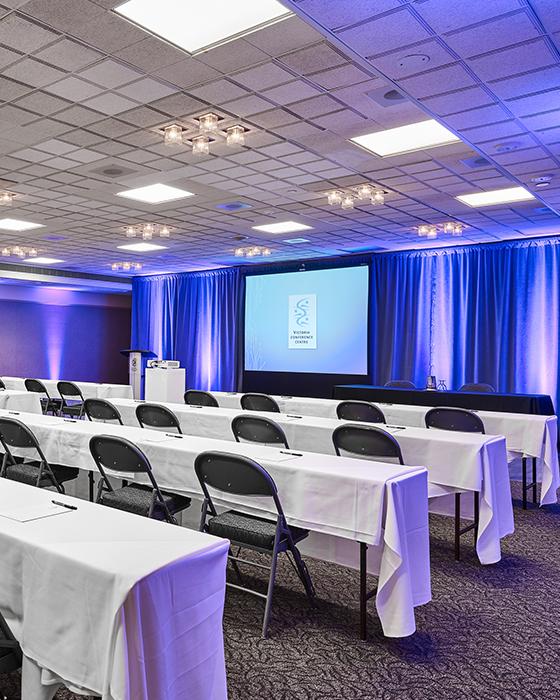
[111,398,514,565]
[211,392,559,506]
[0,409,431,638]
[0,480,229,700]
[0,377,133,400]
[0,389,42,414]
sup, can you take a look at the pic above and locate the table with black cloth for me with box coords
[332,385,555,415]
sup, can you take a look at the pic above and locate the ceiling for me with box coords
[0,0,558,276]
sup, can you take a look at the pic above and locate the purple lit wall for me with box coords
[0,285,131,383]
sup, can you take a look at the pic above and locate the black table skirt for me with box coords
[332,385,555,415]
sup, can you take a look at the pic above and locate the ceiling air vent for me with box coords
[460,155,491,169]
[90,164,139,178]
[216,201,252,212]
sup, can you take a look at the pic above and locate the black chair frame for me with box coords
[231,414,289,449]
[195,451,315,638]
[136,403,182,433]
[0,611,22,674]
[184,389,219,407]
[336,400,386,424]
[24,378,61,416]
[0,417,70,494]
[384,380,416,389]
[89,434,186,524]
[57,381,85,418]
[425,407,483,561]
[240,393,281,413]
[459,382,496,393]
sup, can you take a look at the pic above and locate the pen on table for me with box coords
[386,425,406,430]
[280,450,303,457]
[286,414,302,419]
[52,500,78,511]
[166,433,184,438]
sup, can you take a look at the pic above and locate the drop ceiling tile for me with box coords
[78,59,143,89]
[444,11,541,59]
[54,104,105,126]
[197,39,270,74]
[337,8,430,58]
[47,76,103,101]
[0,13,59,52]
[445,103,511,130]
[35,139,77,155]
[467,39,557,82]
[222,94,273,117]
[279,43,347,75]
[151,58,221,89]
[289,94,342,118]
[399,64,476,99]
[112,35,185,72]
[233,62,295,90]
[12,91,72,115]
[0,76,33,101]
[506,88,560,117]
[529,0,560,33]
[421,86,495,115]
[261,79,322,105]
[297,0,400,29]
[245,15,320,55]
[414,0,522,33]
[490,67,560,101]
[372,39,457,80]
[189,79,249,103]
[3,57,67,88]
[0,45,22,69]
[43,156,81,169]
[117,77,178,102]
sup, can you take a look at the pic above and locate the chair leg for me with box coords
[88,471,95,502]
[473,491,479,546]
[290,543,316,602]
[454,493,461,561]
[522,457,527,509]
[360,542,368,640]
[532,457,537,504]
[262,539,280,638]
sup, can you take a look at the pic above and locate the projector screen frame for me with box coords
[241,258,372,398]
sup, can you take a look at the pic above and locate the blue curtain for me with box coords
[132,268,242,391]
[371,238,560,408]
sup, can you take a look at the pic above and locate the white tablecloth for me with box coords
[211,392,559,506]
[0,479,228,700]
[1,377,133,400]
[0,389,42,414]
[111,398,513,565]
[0,409,431,638]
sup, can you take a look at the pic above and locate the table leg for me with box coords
[88,471,94,502]
[522,457,527,509]
[360,542,367,640]
[532,457,537,504]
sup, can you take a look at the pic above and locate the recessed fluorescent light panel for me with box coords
[283,238,310,244]
[456,186,535,207]
[116,183,195,204]
[0,218,44,231]
[350,119,460,157]
[118,242,167,252]
[114,0,291,54]
[252,221,313,234]
[23,257,64,264]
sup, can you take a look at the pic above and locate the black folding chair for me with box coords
[425,407,482,560]
[0,611,21,675]
[459,382,496,393]
[89,435,191,524]
[336,400,386,424]
[57,381,85,418]
[136,403,182,433]
[332,423,403,639]
[232,415,289,449]
[384,380,416,389]
[184,389,219,407]
[240,393,280,413]
[24,378,61,415]
[0,378,5,390]
[0,417,79,493]
[195,451,315,637]
[84,398,123,425]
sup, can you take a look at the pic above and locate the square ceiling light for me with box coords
[23,257,64,264]
[114,0,291,54]
[118,242,168,252]
[116,183,195,204]
[456,186,535,207]
[0,218,44,231]
[350,119,460,157]
[252,221,313,234]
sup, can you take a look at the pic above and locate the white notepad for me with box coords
[0,503,74,523]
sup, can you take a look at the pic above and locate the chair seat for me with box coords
[99,483,191,519]
[3,461,79,487]
[207,510,309,550]
[61,403,83,416]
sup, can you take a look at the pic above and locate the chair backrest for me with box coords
[57,381,84,400]
[458,382,496,393]
[336,400,385,423]
[384,380,416,389]
[0,417,45,461]
[84,398,123,424]
[240,393,280,413]
[332,424,404,463]
[184,389,219,407]
[0,378,5,390]
[231,415,289,448]
[425,407,485,433]
[89,434,155,475]
[195,451,283,514]
[24,378,49,396]
[136,403,182,433]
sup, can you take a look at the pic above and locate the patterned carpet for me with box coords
[2,484,560,700]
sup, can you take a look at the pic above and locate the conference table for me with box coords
[0,479,229,700]
[0,408,430,639]
[210,391,559,509]
[111,398,513,566]
[0,376,133,400]
[0,389,42,414]
[333,385,555,415]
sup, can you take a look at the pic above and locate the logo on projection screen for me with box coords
[288,294,317,349]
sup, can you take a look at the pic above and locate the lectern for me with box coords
[120,349,156,399]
